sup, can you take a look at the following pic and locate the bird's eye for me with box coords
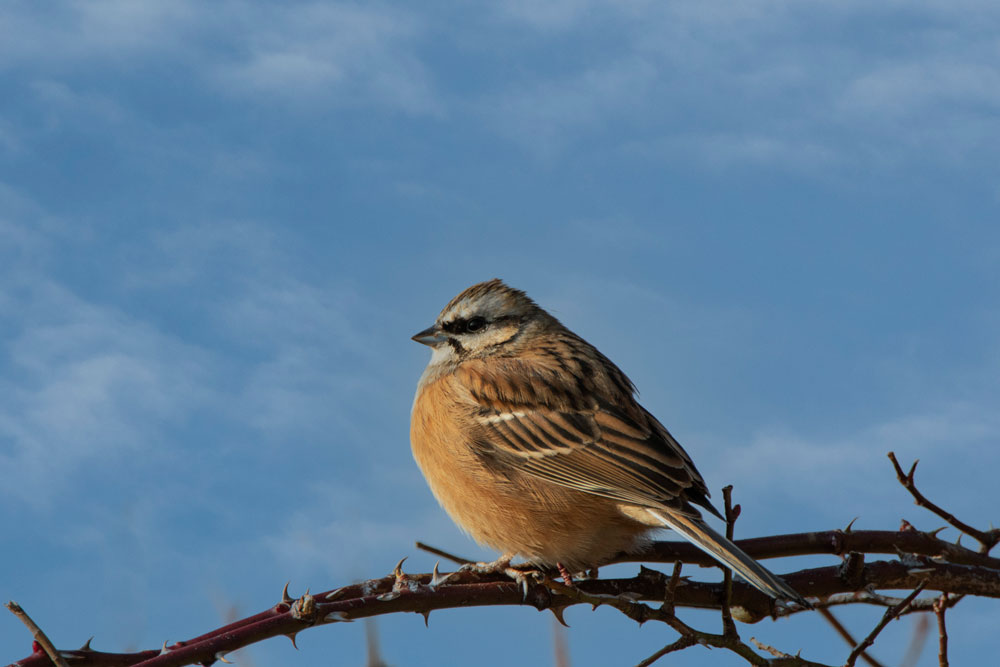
[465,317,487,333]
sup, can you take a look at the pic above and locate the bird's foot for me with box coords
[556,562,576,587]
[459,554,543,600]
[458,553,515,576]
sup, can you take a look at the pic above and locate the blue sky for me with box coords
[2,1,999,665]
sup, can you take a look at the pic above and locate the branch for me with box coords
[817,607,883,667]
[634,636,697,667]
[933,594,949,667]
[887,452,1000,551]
[613,529,1000,570]
[6,547,997,667]
[6,454,998,667]
[721,485,740,639]
[5,601,70,667]
[846,583,925,667]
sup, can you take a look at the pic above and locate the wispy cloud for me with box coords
[208,4,442,115]
[0,2,441,116]
[478,0,1000,167]
[4,1,999,167]
[0,279,214,506]
[625,132,841,170]
[0,207,394,509]
[262,481,455,579]
[481,58,656,158]
[711,402,1000,524]
[0,0,196,67]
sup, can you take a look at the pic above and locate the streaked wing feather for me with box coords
[474,400,704,515]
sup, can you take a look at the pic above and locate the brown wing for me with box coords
[459,359,720,520]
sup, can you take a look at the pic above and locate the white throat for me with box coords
[412,344,460,411]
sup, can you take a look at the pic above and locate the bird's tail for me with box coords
[646,508,809,607]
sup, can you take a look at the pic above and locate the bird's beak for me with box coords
[412,324,447,346]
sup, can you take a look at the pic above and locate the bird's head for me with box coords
[412,278,543,361]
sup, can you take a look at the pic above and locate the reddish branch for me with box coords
[6,552,998,667]
[5,453,997,667]
[616,528,1000,570]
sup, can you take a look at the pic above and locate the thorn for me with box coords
[844,516,859,533]
[419,609,431,627]
[549,606,570,627]
[393,557,408,579]
[79,637,94,652]
[907,459,919,482]
[956,534,963,547]
[325,587,346,601]
[927,526,947,538]
[160,641,171,656]
[216,651,233,664]
[377,591,401,601]
[900,519,915,532]
[281,581,293,604]
[429,561,453,588]
[285,632,299,649]
[324,611,353,623]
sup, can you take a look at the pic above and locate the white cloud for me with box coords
[0,281,214,506]
[0,0,195,67]
[262,480,468,580]
[480,0,1000,167]
[0,210,390,508]
[495,0,609,30]
[115,221,401,444]
[4,1,1000,166]
[0,2,441,115]
[842,62,1000,117]
[710,402,1000,523]
[30,79,128,124]
[625,133,840,170]
[211,4,441,115]
[481,58,656,158]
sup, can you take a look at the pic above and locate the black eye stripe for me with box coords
[441,314,520,335]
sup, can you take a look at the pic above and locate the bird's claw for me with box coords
[458,554,514,575]
[504,566,544,601]
[456,555,543,601]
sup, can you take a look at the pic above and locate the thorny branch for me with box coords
[887,452,1000,552]
[720,485,740,639]
[5,454,996,667]
[933,595,949,667]
[845,583,926,667]
[817,607,883,667]
[5,602,69,667]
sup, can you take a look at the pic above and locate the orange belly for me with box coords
[411,377,650,570]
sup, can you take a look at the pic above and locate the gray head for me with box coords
[412,279,545,362]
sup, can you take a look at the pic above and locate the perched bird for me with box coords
[410,279,806,605]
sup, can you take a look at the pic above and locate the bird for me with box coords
[410,278,807,605]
